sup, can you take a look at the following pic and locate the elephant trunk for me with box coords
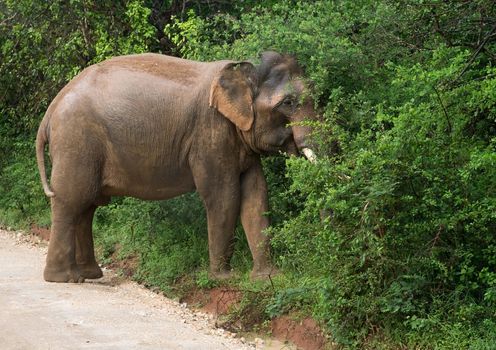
[290,99,318,163]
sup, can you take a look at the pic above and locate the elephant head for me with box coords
[209,51,318,162]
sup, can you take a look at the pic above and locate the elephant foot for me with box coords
[44,264,85,283]
[78,262,103,279]
[250,266,280,281]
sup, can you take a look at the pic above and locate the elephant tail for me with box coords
[36,116,55,198]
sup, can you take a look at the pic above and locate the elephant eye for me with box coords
[280,96,297,109]
[274,95,298,115]
[283,98,294,106]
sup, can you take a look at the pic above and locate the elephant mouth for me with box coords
[285,134,318,162]
[280,138,298,156]
[258,134,317,163]
[278,139,317,163]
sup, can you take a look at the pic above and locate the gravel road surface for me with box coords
[0,229,257,350]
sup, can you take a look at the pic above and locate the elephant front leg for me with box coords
[204,194,240,279]
[240,161,277,280]
[195,172,241,279]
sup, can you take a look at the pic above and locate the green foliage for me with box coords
[93,194,209,291]
[0,144,50,228]
[266,286,314,318]
[195,270,218,289]
[269,41,495,350]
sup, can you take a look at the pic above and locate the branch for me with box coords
[431,9,453,47]
[433,85,452,134]
[0,13,17,27]
[451,23,496,85]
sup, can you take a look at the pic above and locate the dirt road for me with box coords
[0,229,255,350]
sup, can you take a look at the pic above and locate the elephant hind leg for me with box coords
[44,198,85,283]
[75,205,103,279]
[44,157,103,283]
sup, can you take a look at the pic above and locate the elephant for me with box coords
[36,51,318,283]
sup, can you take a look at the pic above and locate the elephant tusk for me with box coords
[302,147,317,163]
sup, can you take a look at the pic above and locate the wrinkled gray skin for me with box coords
[36,51,318,283]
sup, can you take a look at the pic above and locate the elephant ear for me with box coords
[209,62,257,131]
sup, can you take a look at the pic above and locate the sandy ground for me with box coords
[0,229,260,350]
